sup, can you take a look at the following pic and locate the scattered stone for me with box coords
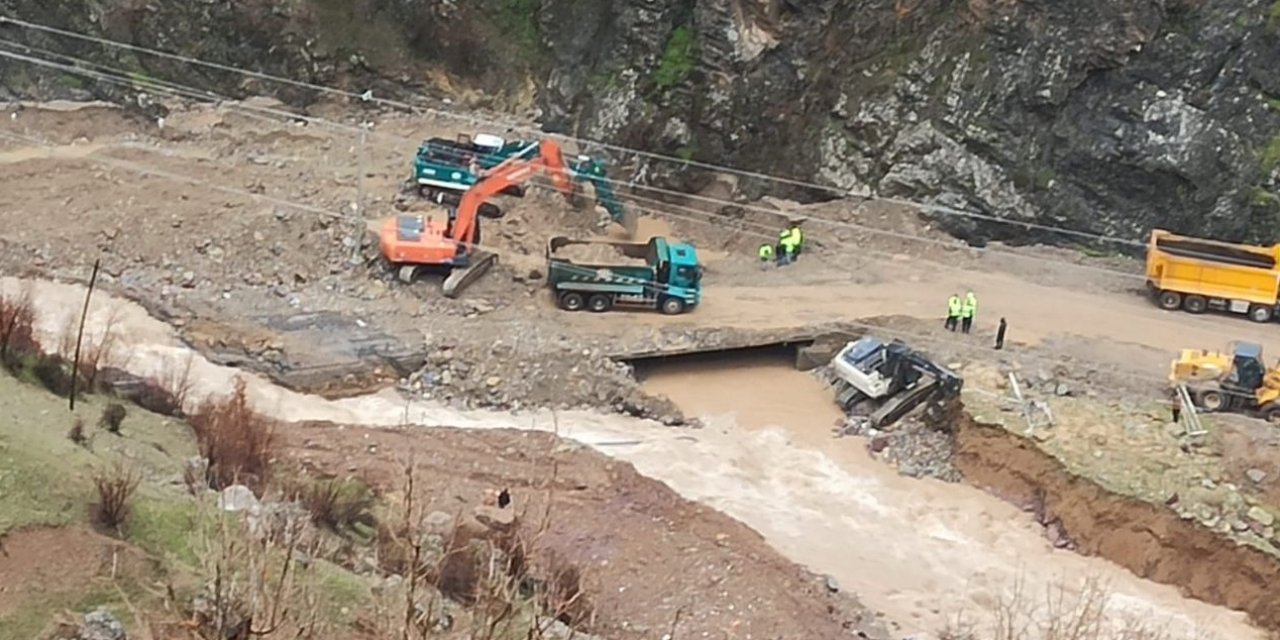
[78,608,126,640]
[218,484,260,512]
[1247,506,1275,527]
[474,504,517,530]
[1246,468,1268,484]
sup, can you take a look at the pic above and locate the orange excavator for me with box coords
[379,139,578,298]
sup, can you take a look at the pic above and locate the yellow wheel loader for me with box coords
[1169,341,1280,423]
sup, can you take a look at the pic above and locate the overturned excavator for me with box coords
[829,336,963,431]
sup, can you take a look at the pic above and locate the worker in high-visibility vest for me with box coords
[776,229,794,266]
[788,222,805,259]
[773,232,793,264]
[945,294,962,332]
[960,290,978,334]
[758,243,775,269]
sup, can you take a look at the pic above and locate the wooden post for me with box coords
[69,258,101,411]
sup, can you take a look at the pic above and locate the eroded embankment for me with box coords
[954,414,1280,632]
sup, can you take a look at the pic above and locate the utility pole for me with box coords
[350,121,369,267]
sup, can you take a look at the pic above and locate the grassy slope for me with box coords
[0,372,372,639]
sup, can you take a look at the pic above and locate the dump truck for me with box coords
[1170,341,1280,422]
[1145,229,1280,322]
[545,236,701,314]
[830,336,963,431]
[410,133,531,200]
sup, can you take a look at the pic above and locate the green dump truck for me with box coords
[545,236,702,314]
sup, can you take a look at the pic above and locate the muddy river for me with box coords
[638,349,1258,639]
[4,276,1262,640]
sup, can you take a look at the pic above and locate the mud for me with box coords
[954,414,1280,632]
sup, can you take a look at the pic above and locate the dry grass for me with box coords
[0,284,38,370]
[99,402,127,434]
[288,477,378,535]
[939,575,1217,640]
[92,463,141,535]
[67,416,88,447]
[192,499,324,639]
[188,376,277,493]
[76,305,124,393]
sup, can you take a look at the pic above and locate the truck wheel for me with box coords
[1183,295,1208,313]
[1264,405,1280,425]
[587,294,612,313]
[1197,389,1225,412]
[1249,304,1274,323]
[659,297,686,315]
[398,265,419,284]
[1157,291,1182,310]
[559,292,585,312]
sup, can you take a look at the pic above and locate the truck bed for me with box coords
[550,241,647,266]
[1155,237,1276,270]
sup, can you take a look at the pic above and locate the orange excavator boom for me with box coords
[453,140,574,247]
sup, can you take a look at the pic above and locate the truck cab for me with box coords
[659,239,702,296]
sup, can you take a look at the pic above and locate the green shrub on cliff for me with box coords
[655,26,696,89]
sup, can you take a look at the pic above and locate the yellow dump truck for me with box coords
[1145,229,1280,322]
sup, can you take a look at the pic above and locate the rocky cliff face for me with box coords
[543,0,1280,245]
[3,0,1278,244]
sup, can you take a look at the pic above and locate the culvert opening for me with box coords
[629,342,806,381]
[629,342,851,433]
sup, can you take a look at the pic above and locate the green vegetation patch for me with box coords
[654,26,697,90]
[495,0,543,55]
[1259,133,1280,172]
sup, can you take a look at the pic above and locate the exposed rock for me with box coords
[217,484,260,512]
[1246,468,1268,484]
[1247,505,1276,527]
[78,608,126,640]
[3,1,1275,246]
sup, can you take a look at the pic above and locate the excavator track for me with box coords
[869,377,940,429]
[442,250,498,298]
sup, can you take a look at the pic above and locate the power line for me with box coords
[0,43,1253,348]
[0,41,1151,285]
[1,47,1251,356]
[0,14,1147,248]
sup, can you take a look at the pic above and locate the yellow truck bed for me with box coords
[1146,229,1280,322]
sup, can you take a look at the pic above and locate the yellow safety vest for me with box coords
[789,226,803,246]
[758,244,774,260]
[960,299,976,319]
[947,296,962,316]
[964,293,978,317]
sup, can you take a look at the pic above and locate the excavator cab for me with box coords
[1226,342,1266,392]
